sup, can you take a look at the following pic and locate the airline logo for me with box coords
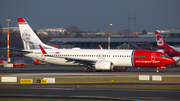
[156,35,164,46]
[55,52,60,54]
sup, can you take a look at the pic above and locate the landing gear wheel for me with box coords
[156,69,159,73]
[86,67,92,72]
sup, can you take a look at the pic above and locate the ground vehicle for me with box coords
[0,60,6,67]
[13,60,26,67]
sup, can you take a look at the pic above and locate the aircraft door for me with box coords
[98,54,101,59]
[41,54,45,60]
[102,54,105,59]
[151,53,156,64]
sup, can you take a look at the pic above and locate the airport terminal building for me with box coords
[49,29,180,50]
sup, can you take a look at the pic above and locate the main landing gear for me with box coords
[86,66,93,72]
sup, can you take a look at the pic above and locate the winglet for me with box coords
[39,45,47,54]
[98,44,103,50]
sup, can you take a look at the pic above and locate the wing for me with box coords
[47,55,97,66]
[39,45,97,66]
[63,57,97,66]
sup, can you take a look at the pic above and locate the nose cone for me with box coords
[167,57,175,65]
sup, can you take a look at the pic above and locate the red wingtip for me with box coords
[39,45,47,54]
[17,18,26,23]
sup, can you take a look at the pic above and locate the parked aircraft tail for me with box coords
[17,18,56,50]
[155,31,171,49]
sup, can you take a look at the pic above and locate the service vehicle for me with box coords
[13,60,26,67]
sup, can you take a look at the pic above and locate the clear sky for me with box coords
[1,0,180,32]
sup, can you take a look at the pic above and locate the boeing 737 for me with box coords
[17,18,175,72]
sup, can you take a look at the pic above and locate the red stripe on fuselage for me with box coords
[133,50,174,67]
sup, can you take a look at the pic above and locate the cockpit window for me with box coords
[160,55,168,58]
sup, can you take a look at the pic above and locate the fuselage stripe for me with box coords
[131,50,135,67]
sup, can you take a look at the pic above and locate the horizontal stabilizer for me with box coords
[10,49,33,53]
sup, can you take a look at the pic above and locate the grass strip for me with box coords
[0,77,179,84]
[21,85,180,90]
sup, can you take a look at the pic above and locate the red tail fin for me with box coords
[17,18,26,23]
[155,31,170,49]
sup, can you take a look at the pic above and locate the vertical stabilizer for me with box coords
[155,31,170,49]
[17,18,56,50]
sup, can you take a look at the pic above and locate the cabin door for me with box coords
[41,54,45,60]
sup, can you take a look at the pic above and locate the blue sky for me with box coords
[1,0,180,32]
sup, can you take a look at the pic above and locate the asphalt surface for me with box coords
[0,84,180,101]
[0,57,180,101]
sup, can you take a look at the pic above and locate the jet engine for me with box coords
[172,57,180,66]
[95,61,113,70]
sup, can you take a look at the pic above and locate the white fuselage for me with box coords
[25,49,134,67]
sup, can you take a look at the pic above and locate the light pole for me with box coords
[127,14,131,49]
[107,23,112,49]
[6,18,11,63]
[133,13,137,44]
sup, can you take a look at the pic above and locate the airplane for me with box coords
[155,31,180,65]
[155,31,180,56]
[17,18,175,72]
